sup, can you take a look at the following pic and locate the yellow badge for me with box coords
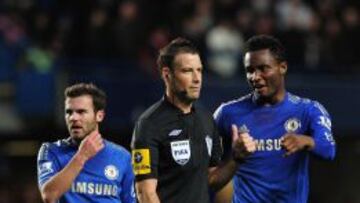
[132,149,151,175]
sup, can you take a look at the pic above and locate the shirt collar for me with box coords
[251,91,288,107]
[162,96,196,115]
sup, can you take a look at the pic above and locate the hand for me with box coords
[231,124,256,162]
[281,134,314,157]
[77,132,104,163]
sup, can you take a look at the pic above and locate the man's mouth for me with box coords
[71,125,82,130]
[189,87,201,92]
[254,84,266,91]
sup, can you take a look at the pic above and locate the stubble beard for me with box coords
[68,122,97,142]
[175,88,198,105]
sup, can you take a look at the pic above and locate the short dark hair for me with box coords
[64,83,106,112]
[244,35,286,63]
[157,37,199,73]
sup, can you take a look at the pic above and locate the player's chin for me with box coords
[254,87,266,95]
[188,93,200,101]
[255,89,271,98]
[190,89,201,97]
[70,131,85,140]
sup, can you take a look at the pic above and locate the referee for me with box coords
[131,37,256,203]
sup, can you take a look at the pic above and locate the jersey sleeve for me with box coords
[37,143,60,188]
[308,101,336,160]
[131,118,159,181]
[120,153,136,203]
[213,104,227,138]
[209,120,223,167]
[213,104,232,159]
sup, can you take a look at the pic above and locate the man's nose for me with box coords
[69,113,80,121]
[193,71,201,83]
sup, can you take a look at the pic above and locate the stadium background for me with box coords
[0,0,359,202]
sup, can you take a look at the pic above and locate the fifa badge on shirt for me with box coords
[170,140,191,165]
[132,149,151,175]
[104,165,119,180]
[284,118,301,133]
[205,135,213,156]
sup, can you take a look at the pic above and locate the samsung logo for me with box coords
[71,182,118,196]
[255,138,282,151]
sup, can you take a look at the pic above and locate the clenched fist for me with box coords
[281,133,314,157]
[231,124,256,162]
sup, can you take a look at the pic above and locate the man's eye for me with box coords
[246,69,254,73]
[78,110,86,114]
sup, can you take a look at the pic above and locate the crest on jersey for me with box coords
[104,165,119,180]
[205,135,213,156]
[284,118,301,133]
[171,140,191,165]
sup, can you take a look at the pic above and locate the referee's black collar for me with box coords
[162,96,197,115]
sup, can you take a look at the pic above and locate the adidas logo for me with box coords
[239,125,249,133]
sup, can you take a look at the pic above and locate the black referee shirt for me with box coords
[131,97,222,203]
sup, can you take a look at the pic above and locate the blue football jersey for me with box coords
[214,92,336,203]
[37,138,136,203]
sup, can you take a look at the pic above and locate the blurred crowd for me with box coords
[1,0,359,82]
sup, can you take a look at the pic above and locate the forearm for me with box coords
[208,159,238,192]
[137,191,160,203]
[136,179,160,203]
[40,153,86,203]
[214,181,233,203]
[209,124,255,191]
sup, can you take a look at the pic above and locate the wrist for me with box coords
[74,152,88,167]
[229,158,241,168]
[231,151,246,164]
[305,136,315,151]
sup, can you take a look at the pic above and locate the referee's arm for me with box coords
[136,178,160,203]
[208,124,256,191]
[132,119,161,203]
[208,159,238,192]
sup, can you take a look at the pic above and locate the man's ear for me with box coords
[280,61,287,75]
[162,67,171,81]
[96,110,105,122]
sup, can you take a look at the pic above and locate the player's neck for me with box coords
[166,93,193,114]
[258,89,286,106]
[272,89,286,104]
[70,130,101,144]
